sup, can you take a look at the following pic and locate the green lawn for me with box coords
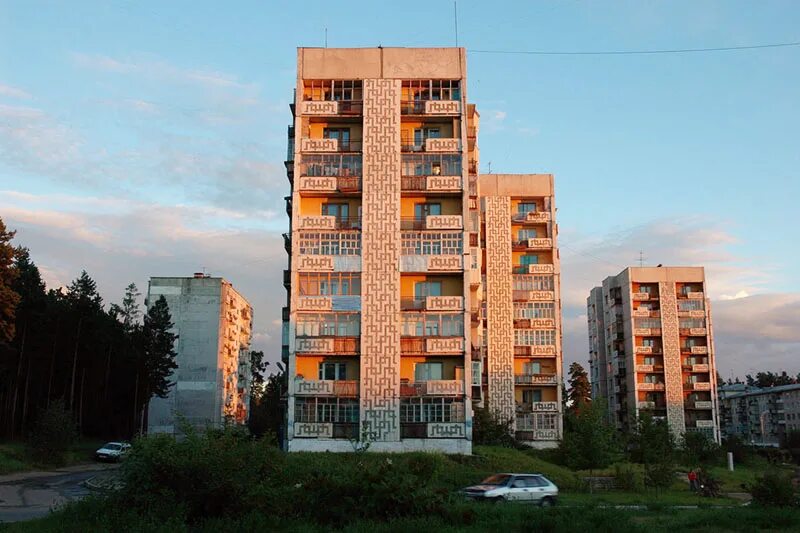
[0,439,104,475]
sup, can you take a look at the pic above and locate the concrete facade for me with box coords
[587,267,720,443]
[480,174,562,448]
[282,47,562,452]
[147,275,253,434]
[718,384,800,445]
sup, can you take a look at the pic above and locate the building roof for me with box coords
[724,383,800,400]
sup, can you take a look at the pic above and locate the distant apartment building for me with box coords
[718,383,800,445]
[281,47,562,452]
[587,267,720,443]
[480,174,562,448]
[147,275,253,434]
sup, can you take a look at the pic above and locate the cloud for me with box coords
[558,216,790,378]
[2,192,287,362]
[493,110,507,121]
[0,83,32,99]
[71,52,255,91]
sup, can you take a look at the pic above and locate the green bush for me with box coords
[614,463,643,492]
[680,431,720,466]
[471,407,516,447]
[644,461,675,490]
[748,470,798,507]
[28,399,78,466]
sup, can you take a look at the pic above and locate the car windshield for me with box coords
[481,474,512,486]
[102,443,122,450]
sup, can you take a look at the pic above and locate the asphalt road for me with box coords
[0,464,118,523]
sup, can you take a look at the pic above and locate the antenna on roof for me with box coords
[454,1,459,47]
[638,251,645,267]
[325,27,328,48]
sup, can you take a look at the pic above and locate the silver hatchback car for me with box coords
[463,473,559,505]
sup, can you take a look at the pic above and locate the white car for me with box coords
[463,473,559,505]
[95,442,131,462]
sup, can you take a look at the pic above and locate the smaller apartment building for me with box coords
[588,267,720,443]
[147,275,253,434]
[718,383,800,445]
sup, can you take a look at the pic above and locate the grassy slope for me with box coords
[0,439,104,475]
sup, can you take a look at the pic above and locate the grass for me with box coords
[0,439,104,475]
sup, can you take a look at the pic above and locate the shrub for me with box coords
[28,399,78,466]
[681,431,720,466]
[472,407,516,447]
[614,463,643,492]
[644,461,675,490]
[748,470,798,507]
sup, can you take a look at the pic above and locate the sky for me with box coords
[1,0,798,380]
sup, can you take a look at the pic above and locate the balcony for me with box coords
[299,138,362,153]
[400,99,461,115]
[688,346,708,355]
[638,382,666,391]
[680,327,707,336]
[294,379,358,397]
[513,345,557,357]
[516,401,559,413]
[632,292,654,301]
[512,264,555,275]
[400,380,465,396]
[514,373,558,386]
[283,269,291,288]
[401,175,462,192]
[635,364,654,373]
[400,296,464,311]
[512,290,555,302]
[295,337,359,354]
[633,328,661,336]
[298,216,362,231]
[679,291,705,300]
[400,215,463,230]
[400,135,462,153]
[297,175,362,194]
[513,317,556,329]
[691,382,712,391]
[695,419,715,428]
[694,401,713,409]
[400,336,465,354]
[511,211,550,224]
[512,238,553,250]
[637,401,665,410]
[691,364,710,372]
[635,346,656,354]
[298,99,363,116]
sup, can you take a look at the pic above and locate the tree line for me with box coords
[0,217,178,440]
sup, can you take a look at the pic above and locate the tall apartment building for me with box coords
[281,47,563,452]
[587,267,720,443]
[147,275,253,434]
[480,174,562,448]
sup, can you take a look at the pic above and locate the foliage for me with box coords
[27,399,78,465]
[696,468,722,498]
[137,295,178,400]
[560,402,619,470]
[723,435,753,465]
[629,414,676,489]
[680,430,720,466]
[109,283,141,332]
[614,463,643,492]
[471,407,516,447]
[247,364,286,439]
[748,469,798,507]
[745,371,798,387]
[0,217,21,343]
[566,362,591,411]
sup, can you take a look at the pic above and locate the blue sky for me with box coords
[1,0,798,377]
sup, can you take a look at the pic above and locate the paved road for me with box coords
[0,464,119,523]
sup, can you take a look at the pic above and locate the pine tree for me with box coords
[137,295,178,432]
[567,362,591,412]
[0,217,20,343]
[110,283,141,332]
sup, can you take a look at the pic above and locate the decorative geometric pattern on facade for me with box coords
[424,100,461,115]
[359,78,401,442]
[659,282,687,438]
[298,255,334,272]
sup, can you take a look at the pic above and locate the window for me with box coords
[522,389,542,403]
[401,231,462,256]
[401,154,461,176]
[414,202,441,218]
[535,413,557,430]
[301,154,362,177]
[634,318,662,329]
[298,231,361,255]
[514,329,556,346]
[520,255,539,266]
[401,314,464,337]
[678,300,704,311]
[412,128,441,148]
[679,318,705,328]
[414,281,442,298]
[513,275,553,291]
[523,362,541,374]
[321,203,349,220]
[517,202,537,215]
[639,285,652,294]
[642,357,655,365]
[323,128,351,150]
[299,273,361,296]
[517,228,538,240]
[296,313,360,337]
[642,339,655,347]
[414,362,443,381]
[514,302,555,319]
[319,362,347,381]
[303,80,362,102]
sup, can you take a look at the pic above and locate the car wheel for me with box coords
[540,497,555,507]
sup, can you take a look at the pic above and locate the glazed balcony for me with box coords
[400,133,462,153]
[293,379,359,397]
[401,155,462,193]
[514,373,559,386]
[400,380,465,397]
[400,215,463,230]
[515,416,559,441]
